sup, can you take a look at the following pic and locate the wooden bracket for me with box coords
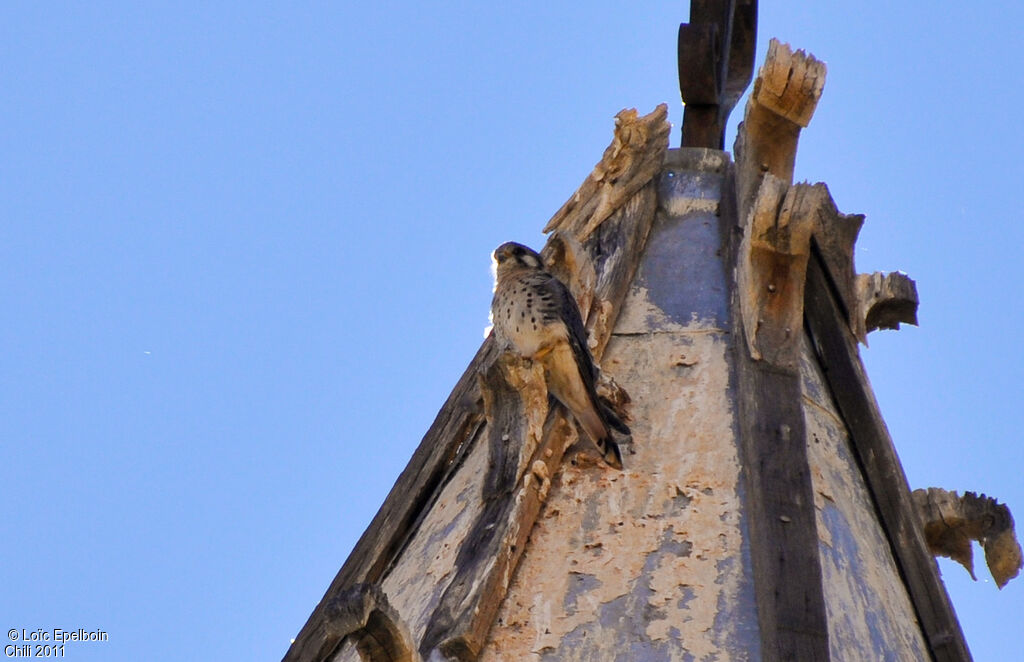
[738,180,858,368]
[678,0,758,148]
[543,104,669,241]
[734,39,826,220]
[913,488,1023,589]
[307,584,415,662]
[857,271,919,337]
[419,355,554,661]
[736,176,810,367]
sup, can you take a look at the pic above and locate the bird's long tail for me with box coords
[598,397,630,436]
[595,435,624,470]
[595,398,628,469]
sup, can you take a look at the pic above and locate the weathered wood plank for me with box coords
[550,180,659,359]
[420,355,549,659]
[724,148,830,659]
[732,331,831,661]
[804,248,972,662]
[422,361,574,660]
[810,194,865,341]
[736,177,816,368]
[734,39,826,222]
[543,104,669,240]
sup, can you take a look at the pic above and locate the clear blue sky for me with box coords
[2,3,1020,660]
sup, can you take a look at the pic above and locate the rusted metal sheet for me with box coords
[799,335,931,660]
[480,149,760,661]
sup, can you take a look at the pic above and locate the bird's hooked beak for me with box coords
[492,244,513,264]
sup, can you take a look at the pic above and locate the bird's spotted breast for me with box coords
[492,270,567,357]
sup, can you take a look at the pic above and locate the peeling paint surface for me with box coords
[481,155,760,661]
[380,426,489,645]
[800,337,930,661]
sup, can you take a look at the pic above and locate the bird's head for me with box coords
[492,242,544,272]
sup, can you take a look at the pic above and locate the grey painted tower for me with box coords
[283,6,1021,661]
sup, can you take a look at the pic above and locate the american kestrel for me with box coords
[490,241,628,469]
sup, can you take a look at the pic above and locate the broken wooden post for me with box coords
[734,39,825,220]
[678,0,757,148]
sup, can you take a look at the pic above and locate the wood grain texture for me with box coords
[737,175,870,366]
[736,176,815,368]
[734,39,826,224]
[728,176,830,659]
[804,248,972,662]
[547,180,659,360]
[733,356,831,660]
[420,356,551,660]
[543,104,670,240]
[810,194,864,341]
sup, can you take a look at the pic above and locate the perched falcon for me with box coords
[490,241,628,469]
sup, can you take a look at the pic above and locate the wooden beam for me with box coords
[810,195,864,340]
[733,353,831,660]
[677,0,758,148]
[420,363,583,660]
[420,355,553,660]
[804,248,973,662]
[543,104,669,240]
[724,153,830,660]
[734,39,826,220]
[730,281,830,656]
